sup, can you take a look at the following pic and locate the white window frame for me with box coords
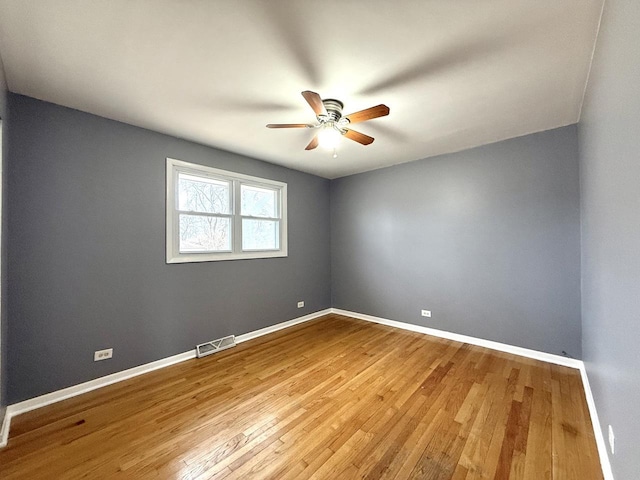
[166,158,288,263]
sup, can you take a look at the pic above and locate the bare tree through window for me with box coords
[179,175,231,251]
[241,185,279,250]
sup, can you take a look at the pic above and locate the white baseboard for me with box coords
[330,308,582,368]
[330,308,614,480]
[0,308,330,448]
[236,308,331,344]
[0,407,9,448]
[579,364,614,480]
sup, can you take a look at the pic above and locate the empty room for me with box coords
[0,1,638,479]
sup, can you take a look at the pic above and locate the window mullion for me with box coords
[176,211,232,219]
[239,215,280,221]
[233,179,242,253]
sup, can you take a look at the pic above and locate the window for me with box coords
[166,158,287,263]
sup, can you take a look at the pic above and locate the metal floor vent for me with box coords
[196,335,236,358]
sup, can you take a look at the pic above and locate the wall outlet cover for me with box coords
[421,310,431,317]
[94,348,113,362]
[297,301,305,308]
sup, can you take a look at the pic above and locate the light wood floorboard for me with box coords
[0,314,603,479]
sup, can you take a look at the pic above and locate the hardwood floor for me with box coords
[0,314,602,479]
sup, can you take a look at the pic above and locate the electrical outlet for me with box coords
[421,310,431,317]
[297,301,305,308]
[608,425,615,454]
[94,348,113,362]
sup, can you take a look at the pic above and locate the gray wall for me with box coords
[0,53,7,418]
[6,94,331,403]
[331,126,582,357]
[578,0,640,477]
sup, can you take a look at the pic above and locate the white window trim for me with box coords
[166,158,288,263]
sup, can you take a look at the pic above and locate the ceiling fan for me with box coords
[266,91,390,151]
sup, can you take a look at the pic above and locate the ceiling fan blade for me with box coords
[344,104,390,124]
[301,90,327,117]
[266,123,314,128]
[343,129,375,146]
[305,135,319,150]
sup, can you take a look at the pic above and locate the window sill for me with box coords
[166,250,288,264]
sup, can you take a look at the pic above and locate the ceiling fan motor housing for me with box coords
[321,99,344,122]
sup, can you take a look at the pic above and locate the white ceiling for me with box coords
[0,0,603,178]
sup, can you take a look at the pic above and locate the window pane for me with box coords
[178,173,230,214]
[242,219,279,250]
[179,214,231,252]
[241,184,277,218]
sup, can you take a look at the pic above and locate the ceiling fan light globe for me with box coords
[318,126,341,149]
